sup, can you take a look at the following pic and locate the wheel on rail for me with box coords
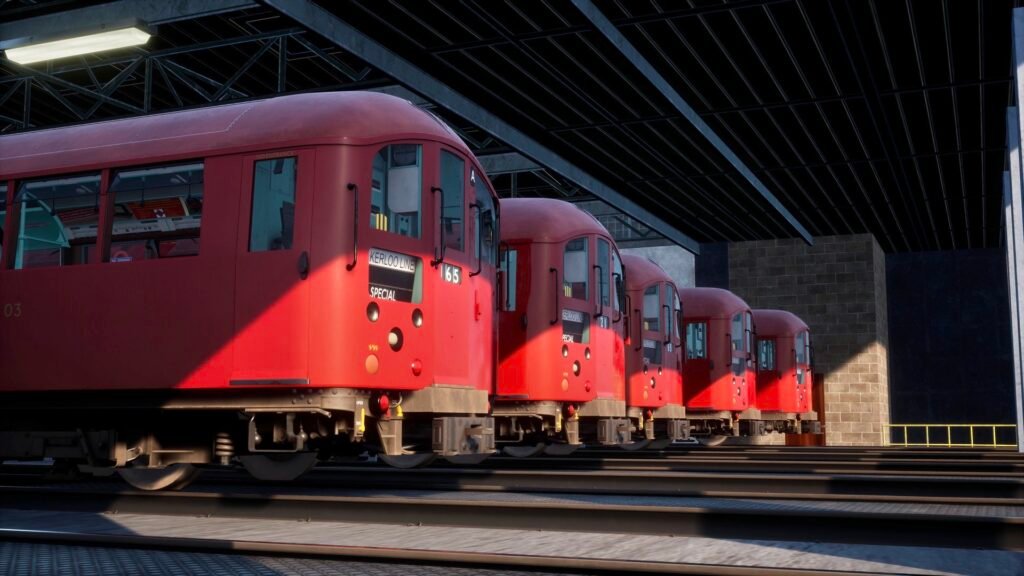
[380,452,436,469]
[620,439,652,451]
[117,463,200,491]
[239,452,318,481]
[443,453,491,465]
[543,443,581,456]
[696,435,729,447]
[647,438,672,450]
[503,444,546,458]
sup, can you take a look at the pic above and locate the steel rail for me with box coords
[0,485,1022,551]
[0,528,878,576]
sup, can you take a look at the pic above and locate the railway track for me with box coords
[0,482,1021,552]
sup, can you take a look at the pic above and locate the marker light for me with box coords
[5,27,151,65]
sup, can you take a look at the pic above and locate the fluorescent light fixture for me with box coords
[4,26,150,65]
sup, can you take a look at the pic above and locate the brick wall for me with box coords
[728,235,890,446]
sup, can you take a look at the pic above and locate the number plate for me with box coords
[441,262,462,285]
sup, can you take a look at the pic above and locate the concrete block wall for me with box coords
[728,235,890,446]
[621,245,696,289]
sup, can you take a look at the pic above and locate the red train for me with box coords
[620,254,687,447]
[0,91,818,488]
[0,92,498,486]
[752,309,820,434]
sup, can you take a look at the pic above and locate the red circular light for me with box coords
[646,409,654,420]
[566,404,576,417]
[410,359,422,376]
[378,394,390,414]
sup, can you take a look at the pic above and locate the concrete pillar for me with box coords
[728,235,891,446]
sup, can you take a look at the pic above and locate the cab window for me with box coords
[371,144,421,238]
[643,285,660,332]
[473,170,496,265]
[249,157,294,252]
[0,182,6,259]
[440,150,464,252]
[686,322,707,359]
[672,290,681,341]
[731,313,743,352]
[796,331,808,365]
[758,339,776,371]
[110,161,204,261]
[563,237,588,300]
[14,172,100,269]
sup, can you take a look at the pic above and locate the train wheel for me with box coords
[697,435,729,447]
[118,463,200,491]
[647,438,672,450]
[239,452,318,481]
[503,444,546,458]
[620,439,652,451]
[380,453,436,469]
[543,443,580,456]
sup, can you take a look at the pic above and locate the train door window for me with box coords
[686,322,707,359]
[109,162,204,262]
[596,239,610,308]
[643,285,659,332]
[758,339,776,371]
[14,173,100,269]
[795,331,807,365]
[611,250,623,315]
[662,284,674,342]
[745,311,754,354]
[499,246,517,311]
[473,171,496,265]
[440,150,464,252]
[563,237,588,300]
[371,144,421,238]
[249,157,295,252]
[731,313,743,352]
[672,290,681,342]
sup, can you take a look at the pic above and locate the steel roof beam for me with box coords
[265,0,700,253]
[571,0,812,245]
[0,0,257,46]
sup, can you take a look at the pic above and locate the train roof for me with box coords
[500,198,611,244]
[0,91,474,178]
[679,287,750,319]
[752,309,809,336]
[621,253,674,289]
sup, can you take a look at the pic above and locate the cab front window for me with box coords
[371,144,422,238]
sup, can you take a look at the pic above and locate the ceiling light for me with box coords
[4,26,150,65]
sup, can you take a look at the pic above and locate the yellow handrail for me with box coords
[884,424,1017,448]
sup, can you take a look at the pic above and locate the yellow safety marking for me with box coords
[357,407,366,434]
[555,410,562,433]
[395,405,404,419]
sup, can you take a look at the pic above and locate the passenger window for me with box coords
[440,151,464,252]
[109,162,203,262]
[731,313,743,352]
[499,247,517,311]
[758,339,776,371]
[249,157,295,252]
[14,173,100,269]
[371,144,421,238]
[563,237,588,300]
[643,285,659,332]
[597,239,610,307]
[473,171,497,265]
[611,250,623,313]
[686,322,707,359]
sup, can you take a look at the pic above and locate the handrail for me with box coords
[345,182,358,271]
[593,264,604,317]
[430,186,445,267]
[549,267,559,326]
[884,424,1017,448]
[469,202,482,277]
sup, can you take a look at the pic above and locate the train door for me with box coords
[432,147,472,387]
[683,319,711,406]
[729,312,750,410]
[664,284,683,404]
[756,336,779,408]
[471,168,498,393]
[590,238,623,400]
[638,282,666,403]
[232,150,315,383]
